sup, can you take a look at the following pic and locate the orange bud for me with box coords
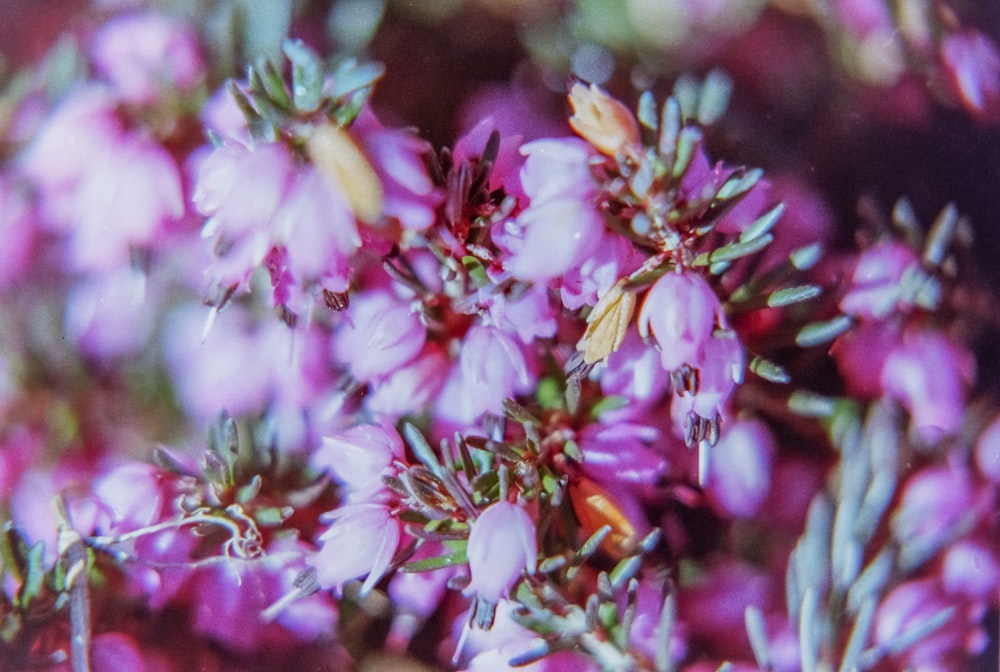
[569,476,639,559]
[568,81,641,158]
[306,122,384,224]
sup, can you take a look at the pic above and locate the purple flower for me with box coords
[941,539,1000,601]
[940,30,1000,121]
[352,109,442,231]
[271,165,361,297]
[193,141,296,290]
[65,267,154,360]
[331,290,426,381]
[90,11,204,105]
[479,282,557,345]
[874,578,987,669]
[311,423,404,500]
[501,196,604,282]
[880,330,975,442]
[638,271,726,372]
[309,502,401,595]
[704,420,775,518]
[839,240,921,320]
[579,422,669,492]
[518,138,598,204]
[20,87,122,228]
[600,330,671,418]
[437,325,532,424]
[974,414,1000,483]
[367,344,451,419]
[891,466,976,552]
[0,175,35,289]
[464,501,537,602]
[560,231,645,310]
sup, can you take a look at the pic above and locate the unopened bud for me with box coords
[568,82,641,158]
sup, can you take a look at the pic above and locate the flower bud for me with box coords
[464,501,537,602]
[638,271,725,372]
[568,82,640,157]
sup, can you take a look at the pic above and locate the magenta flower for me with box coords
[940,30,1000,121]
[464,501,537,602]
[309,502,401,595]
[331,290,426,381]
[502,196,604,282]
[638,271,726,372]
[974,414,1000,483]
[65,267,154,360]
[600,330,671,419]
[90,11,204,105]
[891,466,976,552]
[438,324,532,424]
[704,419,775,518]
[0,175,35,289]
[311,423,405,500]
[367,344,451,419]
[880,330,975,442]
[560,231,645,311]
[352,109,442,231]
[941,539,1000,601]
[839,240,921,320]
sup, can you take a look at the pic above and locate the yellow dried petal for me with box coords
[568,82,641,157]
[578,281,636,364]
[306,122,384,224]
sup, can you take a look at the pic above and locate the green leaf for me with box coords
[790,243,823,270]
[402,423,441,475]
[283,39,324,113]
[716,168,763,201]
[589,395,629,419]
[739,203,785,244]
[692,233,773,267]
[671,126,701,179]
[18,542,45,608]
[767,284,821,308]
[749,356,790,383]
[696,69,733,126]
[638,90,658,130]
[795,315,852,348]
[400,547,468,572]
[328,59,385,100]
[461,255,489,288]
[563,439,584,463]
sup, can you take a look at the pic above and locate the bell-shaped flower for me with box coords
[90,11,204,105]
[437,325,532,424]
[309,502,401,596]
[940,29,1000,122]
[331,290,426,381]
[464,501,537,603]
[704,420,775,518]
[502,196,604,282]
[839,240,922,320]
[880,330,975,442]
[311,423,405,500]
[638,271,726,372]
[974,414,1000,483]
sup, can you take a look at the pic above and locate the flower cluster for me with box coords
[0,2,997,672]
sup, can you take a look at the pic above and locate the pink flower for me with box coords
[874,579,987,669]
[891,466,975,553]
[65,267,154,360]
[20,87,122,228]
[880,331,975,442]
[464,501,537,602]
[352,109,442,231]
[0,175,35,289]
[941,539,1000,601]
[311,423,404,500]
[579,422,669,492]
[638,271,726,372]
[830,321,901,398]
[90,11,204,105]
[437,325,532,424]
[367,344,451,419]
[518,138,598,204]
[940,30,1000,122]
[974,414,1000,483]
[839,241,921,320]
[331,290,426,381]
[705,420,775,518]
[309,502,401,595]
[600,330,671,418]
[560,231,645,310]
[501,196,604,282]
[271,165,361,296]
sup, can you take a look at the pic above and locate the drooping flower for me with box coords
[464,501,537,603]
[704,419,775,518]
[331,290,426,381]
[437,324,532,425]
[880,330,975,442]
[638,270,726,372]
[839,240,923,320]
[309,502,401,595]
[940,29,1000,121]
[311,423,405,500]
[90,11,204,105]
